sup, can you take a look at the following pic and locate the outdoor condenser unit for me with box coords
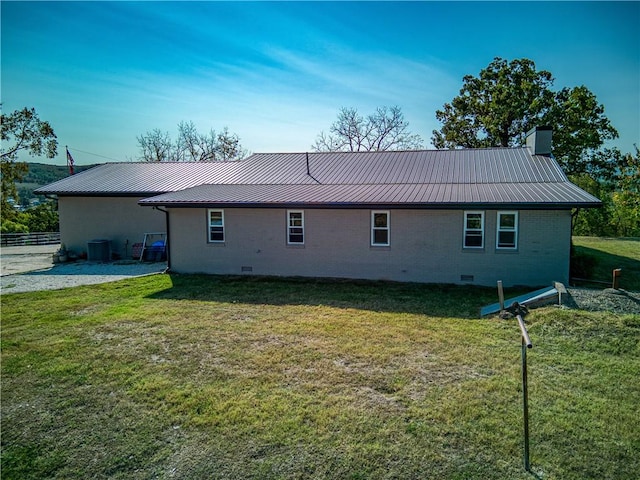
[87,239,111,262]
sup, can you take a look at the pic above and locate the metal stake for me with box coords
[517,314,532,472]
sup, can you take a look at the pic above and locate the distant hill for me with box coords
[22,162,97,186]
[16,163,98,207]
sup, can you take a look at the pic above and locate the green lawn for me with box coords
[1,241,639,479]
[572,237,640,291]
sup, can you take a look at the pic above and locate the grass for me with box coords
[572,237,640,291]
[2,239,639,479]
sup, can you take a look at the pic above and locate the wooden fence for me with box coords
[0,232,61,247]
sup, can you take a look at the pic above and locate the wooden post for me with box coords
[497,281,505,311]
[612,269,622,290]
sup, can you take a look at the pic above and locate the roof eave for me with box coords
[39,191,170,197]
[138,200,603,210]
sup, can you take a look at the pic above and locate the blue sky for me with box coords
[2,1,638,165]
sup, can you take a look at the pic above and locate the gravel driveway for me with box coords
[565,287,640,315]
[1,245,166,294]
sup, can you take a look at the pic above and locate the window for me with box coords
[497,211,518,249]
[287,210,304,244]
[371,211,390,246]
[463,211,484,248]
[208,209,224,242]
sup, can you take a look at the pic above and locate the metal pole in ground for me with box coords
[517,314,532,472]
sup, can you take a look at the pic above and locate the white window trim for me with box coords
[496,211,518,250]
[207,209,225,243]
[463,211,484,249]
[287,210,305,245]
[371,210,390,246]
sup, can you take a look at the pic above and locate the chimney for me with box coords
[526,126,552,156]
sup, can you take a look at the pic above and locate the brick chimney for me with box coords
[526,126,552,156]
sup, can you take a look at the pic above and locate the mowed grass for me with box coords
[2,260,639,478]
[572,236,640,291]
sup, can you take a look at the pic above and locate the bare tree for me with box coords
[215,127,247,162]
[137,129,175,162]
[138,122,248,162]
[313,106,423,152]
[175,121,215,162]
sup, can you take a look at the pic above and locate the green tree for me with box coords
[313,106,424,152]
[570,174,616,236]
[432,57,619,178]
[432,58,554,148]
[611,146,640,236]
[544,86,619,179]
[24,202,59,233]
[571,147,640,237]
[1,107,58,220]
[0,202,59,234]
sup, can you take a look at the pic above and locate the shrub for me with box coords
[0,220,29,234]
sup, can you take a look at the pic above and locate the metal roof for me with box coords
[35,161,244,195]
[138,181,600,209]
[35,148,601,208]
[235,148,568,185]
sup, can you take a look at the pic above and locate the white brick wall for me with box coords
[168,207,572,287]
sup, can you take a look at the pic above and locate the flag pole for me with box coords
[66,146,75,175]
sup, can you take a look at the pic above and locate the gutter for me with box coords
[138,201,603,210]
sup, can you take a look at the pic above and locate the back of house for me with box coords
[37,127,600,286]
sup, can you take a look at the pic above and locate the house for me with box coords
[36,127,600,286]
[35,161,241,259]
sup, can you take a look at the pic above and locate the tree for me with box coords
[432,57,619,177]
[313,106,424,152]
[571,146,640,237]
[136,128,175,162]
[24,202,59,233]
[543,86,619,178]
[215,127,246,162]
[0,202,59,234]
[137,122,247,162]
[570,173,616,237]
[611,146,640,236]
[1,107,58,220]
[432,58,555,149]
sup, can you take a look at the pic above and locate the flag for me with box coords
[66,147,75,175]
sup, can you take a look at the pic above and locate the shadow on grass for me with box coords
[571,244,640,291]
[146,274,521,319]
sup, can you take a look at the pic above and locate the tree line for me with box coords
[1,57,638,236]
[137,122,247,163]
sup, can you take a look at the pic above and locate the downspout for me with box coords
[153,206,171,271]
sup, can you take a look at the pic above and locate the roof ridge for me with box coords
[190,179,569,187]
[250,146,531,155]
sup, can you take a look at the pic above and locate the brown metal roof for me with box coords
[35,161,244,195]
[35,148,600,208]
[139,181,600,209]
[234,148,568,185]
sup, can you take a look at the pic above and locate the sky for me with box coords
[2,1,639,166]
